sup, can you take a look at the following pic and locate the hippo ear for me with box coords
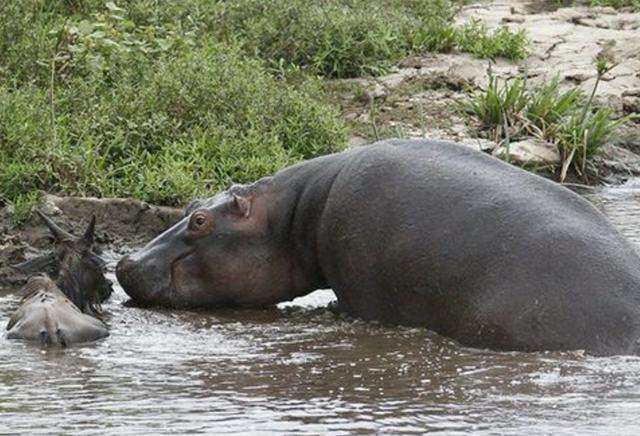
[37,210,73,242]
[82,215,96,245]
[184,199,203,217]
[232,195,252,218]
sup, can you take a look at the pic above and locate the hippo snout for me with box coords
[116,251,175,305]
[116,255,152,303]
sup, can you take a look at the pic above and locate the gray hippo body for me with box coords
[117,139,640,355]
[7,212,111,346]
[7,276,108,346]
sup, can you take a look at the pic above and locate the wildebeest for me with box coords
[6,212,112,346]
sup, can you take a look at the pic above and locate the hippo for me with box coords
[6,212,112,346]
[117,139,640,356]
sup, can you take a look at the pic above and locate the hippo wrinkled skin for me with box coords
[7,212,112,346]
[117,139,640,355]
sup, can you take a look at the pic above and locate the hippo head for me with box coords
[15,211,113,313]
[116,182,296,308]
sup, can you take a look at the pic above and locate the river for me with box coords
[2,181,640,434]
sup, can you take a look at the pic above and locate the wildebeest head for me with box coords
[14,211,113,313]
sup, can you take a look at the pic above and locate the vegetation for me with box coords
[214,0,528,78]
[589,0,640,10]
[0,41,346,207]
[0,0,531,219]
[456,19,528,61]
[0,1,345,214]
[465,59,629,181]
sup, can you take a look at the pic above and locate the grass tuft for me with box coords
[456,19,528,61]
[465,62,629,180]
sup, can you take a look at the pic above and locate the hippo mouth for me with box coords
[165,250,198,307]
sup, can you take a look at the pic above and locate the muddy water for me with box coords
[3,182,640,434]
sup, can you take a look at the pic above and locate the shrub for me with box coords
[0,42,346,208]
[214,0,528,79]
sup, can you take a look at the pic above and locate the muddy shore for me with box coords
[0,195,182,289]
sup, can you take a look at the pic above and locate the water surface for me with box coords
[2,181,640,434]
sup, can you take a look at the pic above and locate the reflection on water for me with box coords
[3,181,640,434]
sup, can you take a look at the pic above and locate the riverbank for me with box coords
[2,0,638,220]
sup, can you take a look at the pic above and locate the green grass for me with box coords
[0,0,530,220]
[589,0,640,9]
[214,0,528,78]
[0,39,346,208]
[456,19,528,61]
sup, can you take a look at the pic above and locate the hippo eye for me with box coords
[189,210,213,233]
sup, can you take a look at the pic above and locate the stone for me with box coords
[460,138,496,152]
[564,69,593,83]
[596,144,640,180]
[623,96,640,114]
[493,139,560,164]
[622,88,640,97]
[348,136,369,148]
[366,83,387,100]
[502,16,525,23]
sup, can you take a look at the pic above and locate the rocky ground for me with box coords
[2,0,640,288]
[332,0,640,179]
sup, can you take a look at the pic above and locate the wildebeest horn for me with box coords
[83,215,96,244]
[36,210,73,241]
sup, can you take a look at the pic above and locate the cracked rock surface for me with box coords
[339,0,640,155]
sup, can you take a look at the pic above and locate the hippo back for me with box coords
[315,139,640,354]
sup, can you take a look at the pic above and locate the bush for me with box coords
[0,42,346,207]
[214,0,528,79]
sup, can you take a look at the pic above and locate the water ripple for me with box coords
[2,182,640,433]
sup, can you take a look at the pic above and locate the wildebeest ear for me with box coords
[232,195,252,218]
[37,210,73,242]
[82,215,96,245]
[12,252,57,274]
